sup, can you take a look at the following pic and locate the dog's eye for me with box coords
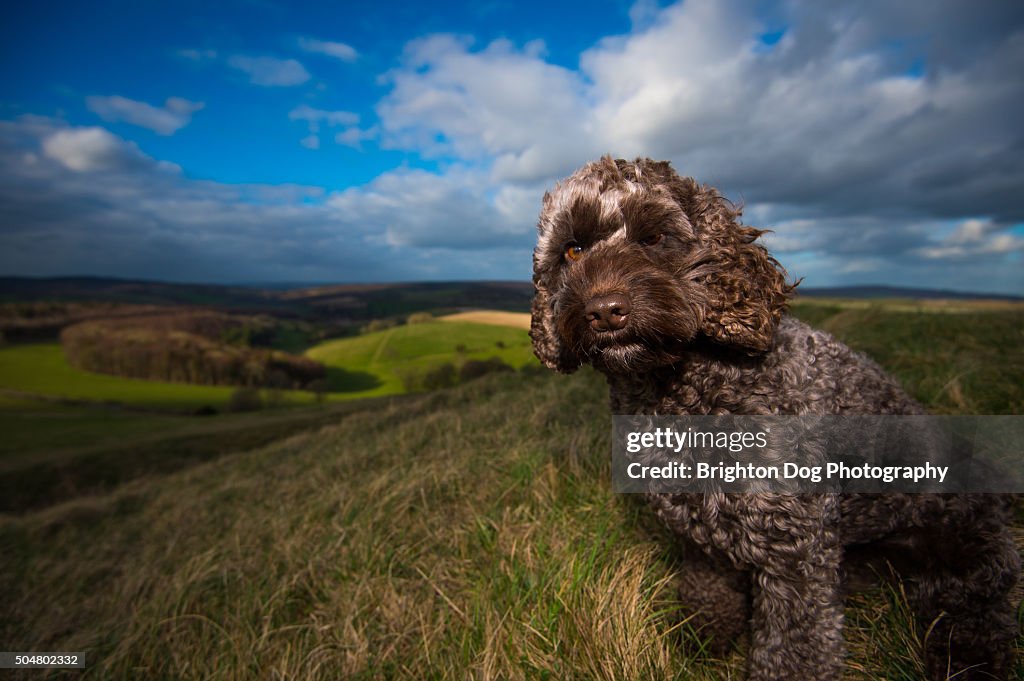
[564,243,584,262]
[639,233,664,247]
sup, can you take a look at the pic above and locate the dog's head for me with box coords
[531,157,795,374]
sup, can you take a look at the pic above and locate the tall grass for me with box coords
[0,370,744,679]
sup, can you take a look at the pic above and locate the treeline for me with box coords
[61,312,325,389]
[0,301,174,342]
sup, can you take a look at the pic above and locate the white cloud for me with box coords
[375,0,1024,220]
[41,127,152,172]
[298,37,358,62]
[326,167,529,249]
[288,105,361,149]
[86,95,204,135]
[946,218,996,246]
[334,125,377,148]
[0,118,399,283]
[377,35,596,181]
[227,55,311,86]
[917,218,1024,259]
[288,105,359,129]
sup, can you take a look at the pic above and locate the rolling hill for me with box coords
[306,319,536,397]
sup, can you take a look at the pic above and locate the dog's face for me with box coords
[531,157,793,374]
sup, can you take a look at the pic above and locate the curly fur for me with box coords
[531,157,1020,680]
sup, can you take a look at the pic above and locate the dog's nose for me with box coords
[585,293,632,332]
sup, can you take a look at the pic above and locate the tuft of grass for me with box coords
[843,580,927,680]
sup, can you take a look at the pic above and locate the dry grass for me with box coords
[0,369,748,680]
[0,371,670,679]
[439,310,532,330]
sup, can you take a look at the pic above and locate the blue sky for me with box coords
[1,0,1022,293]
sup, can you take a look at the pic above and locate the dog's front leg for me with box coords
[747,547,844,680]
[743,498,845,681]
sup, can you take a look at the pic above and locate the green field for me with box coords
[306,320,537,397]
[0,394,189,470]
[0,321,536,409]
[0,320,538,507]
[0,343,240,410]
[790,301,1024,414]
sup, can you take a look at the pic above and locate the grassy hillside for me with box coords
[790,301,1024,414]
[0,394,190,471]
[1,303,1021,679]
[0,397,399,512]
[306,320,536,397]
[0,319,537,509]
[4,368,1018,680]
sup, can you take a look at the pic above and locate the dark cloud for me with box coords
[372,0,1022,292]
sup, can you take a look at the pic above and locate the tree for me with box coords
[227,387,263,412]
[423,362,457,390]
[307,378,330,404]
[407,312,433,324]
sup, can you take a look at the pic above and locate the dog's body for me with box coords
[530,157,1019,680]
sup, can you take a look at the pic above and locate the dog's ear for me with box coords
[701,230,793,353]
[530,256,581,374]
[676,180,795,353]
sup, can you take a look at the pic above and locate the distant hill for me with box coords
[0,276,1017,312]
[0,277,535,318]
[795,285,1021,302]
[0,276,280,309]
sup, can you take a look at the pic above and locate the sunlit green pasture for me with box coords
[306,320,538,397]
[0,344,237,409]
[0,344,325,410]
